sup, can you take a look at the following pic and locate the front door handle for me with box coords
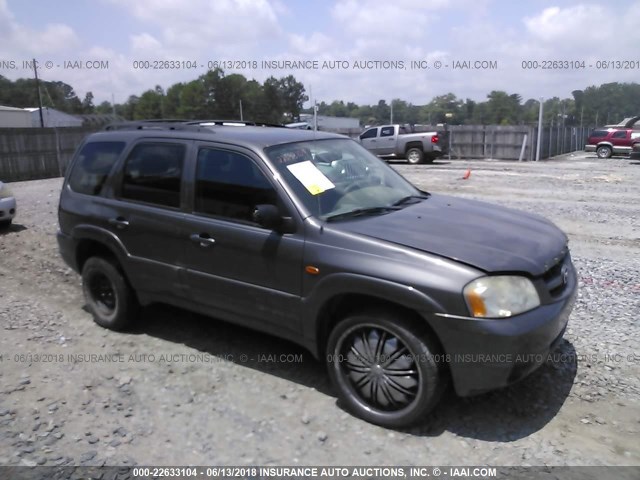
[190,233,216,247]
[108,217,129,229]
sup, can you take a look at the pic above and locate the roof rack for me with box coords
[185,120,286,128]
[103,119,286,131]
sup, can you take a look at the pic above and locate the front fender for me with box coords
[301,272,446,356]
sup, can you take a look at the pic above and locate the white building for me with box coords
[0,105,32,128]
[24,107,83,128]
[299,114,360,131]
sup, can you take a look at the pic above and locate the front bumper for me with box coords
[428,268,577,397]
[0,196,16,222]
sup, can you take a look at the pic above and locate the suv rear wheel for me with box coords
[596,145,613,159]
[327,310,444,427]
[82,256,138,330]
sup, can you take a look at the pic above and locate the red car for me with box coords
[585,127,636,158]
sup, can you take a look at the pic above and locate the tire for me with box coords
[326,309,445,428]
[405,148,424,165]
[596,145,612,159]
[81,256,138,331]
[0,219,11,229]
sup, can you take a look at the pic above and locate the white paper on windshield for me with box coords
[287,161,335,195]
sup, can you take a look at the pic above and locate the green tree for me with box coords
[133,86,164,119]
[262,76,284,123]
[178,80,207,119]
[82,91,94,114]
[120,95,139,120]
[374,100,390,124]
[480,91,522,125]
[277,75,307,120]
[95,100,114,114]
[164,83,184,118]
[215,74,247,119]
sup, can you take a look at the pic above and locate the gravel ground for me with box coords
[0,151,638,467]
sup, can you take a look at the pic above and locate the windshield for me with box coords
[265,138,425,221]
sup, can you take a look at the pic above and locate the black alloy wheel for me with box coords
[327,310,444,427]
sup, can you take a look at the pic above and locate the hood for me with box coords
[338,194,567,276]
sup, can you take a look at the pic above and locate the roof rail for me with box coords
[103,119,286,131]
[184,120,286,128]
[103,120,204,131]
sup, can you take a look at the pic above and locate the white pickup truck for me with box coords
[357,124,449,164]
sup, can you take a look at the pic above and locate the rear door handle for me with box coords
[108,217,129,229]
[190,233,216,247]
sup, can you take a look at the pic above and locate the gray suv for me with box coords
[57,121,577,428]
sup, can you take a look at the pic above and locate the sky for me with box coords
[0,0,639,108]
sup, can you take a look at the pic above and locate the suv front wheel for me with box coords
[82,256,138,330]
[327,310,444,427]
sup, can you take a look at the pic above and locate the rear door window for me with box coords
[68,142,125,195]
[120,143,185,208]
[380,127,395,137]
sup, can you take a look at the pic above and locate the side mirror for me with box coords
[252,204,282,230]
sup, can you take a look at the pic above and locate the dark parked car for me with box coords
[57,121,577,427]
[630,134,640,160]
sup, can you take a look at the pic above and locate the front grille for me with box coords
[543,253,570,297]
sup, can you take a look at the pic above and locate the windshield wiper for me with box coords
[391,194,430,207]
[325,206,400,222]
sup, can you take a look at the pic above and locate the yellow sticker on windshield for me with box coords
[287,161,335,195]
[307,184,323,195]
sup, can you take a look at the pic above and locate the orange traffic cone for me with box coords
[462,169,471,180]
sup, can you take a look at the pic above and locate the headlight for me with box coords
[0,183,13,199]
[463,276,540,318]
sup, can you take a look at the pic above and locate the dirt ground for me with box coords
[0,151,638,467]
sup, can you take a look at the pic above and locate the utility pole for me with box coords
[390,100,393,124]
[33,58,45,128]
[535,97,543,161]
[313,101,318,131]
[239,100,243,121]
[111,93,116,117]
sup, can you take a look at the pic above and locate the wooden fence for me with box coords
[0,124,594,183]
[0,127,97,182]
[447,125,593,161]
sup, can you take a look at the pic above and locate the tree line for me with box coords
[310,83,640,127]
[1,70,638,127]
[0,68,308,124]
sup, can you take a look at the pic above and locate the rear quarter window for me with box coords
[68,142,126,195]
[589,130,608,139]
